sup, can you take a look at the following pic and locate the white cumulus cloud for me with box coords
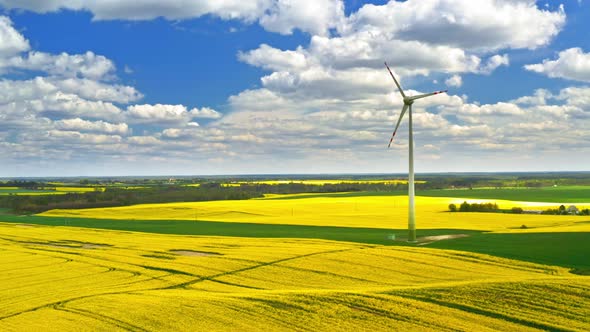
[479,54,509,74]
[258,0,344,36]
[50,78,142,103]
[343,0,565,51]
[0,0,345,36]
[0,16,30,56]
[47,130,122,145]
[445,75,462,87]
[238,44,308,71]
[190,107,222,119]
[126,104,189,123]
[54,118,129,135]
[524,48,590,82]
[2,51,116,80]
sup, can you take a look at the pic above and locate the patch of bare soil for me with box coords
[170,249,222,257]
[25,240,110,249]
[15,224,37,228]
[416,234,470,246]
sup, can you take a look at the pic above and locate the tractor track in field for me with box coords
[393,293,573,332]
[318,293,437,330]
[164,247,356,289]
[54,304,149,332]
[209,279,266,290]
[392,246,561,275]
[0,247,356,324]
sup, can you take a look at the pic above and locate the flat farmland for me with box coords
[39,194,590,232]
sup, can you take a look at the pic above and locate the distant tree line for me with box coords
[542,205,590,215]
[448,202,590,216]
[0,185,258,214]
[0,182,412,214]
[448,202,499,212]
[448,202,525,214]
[3,172,590,214]
[417,172,590,188]
[0,181,44,188]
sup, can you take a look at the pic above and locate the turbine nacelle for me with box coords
[384,61,447,148]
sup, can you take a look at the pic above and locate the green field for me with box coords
[270,186,590,203]
[0,210,475,246]
[423,186,590,203]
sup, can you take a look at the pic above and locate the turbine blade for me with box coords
[409,90,447,101]
[385,62,406,98]
[388,104,409,148]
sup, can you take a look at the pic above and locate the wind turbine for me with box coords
[385,62,447,242]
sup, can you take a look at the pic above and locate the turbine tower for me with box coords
[385,62,447,242]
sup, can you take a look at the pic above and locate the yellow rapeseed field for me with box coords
[41,194,590,233]
[0,223,587,331]
[53,186,105,192]
[0,186,105,195]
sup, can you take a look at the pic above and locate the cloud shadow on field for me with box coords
[0,212,474,246]
[427,231,590,272]
[1,213,589,272]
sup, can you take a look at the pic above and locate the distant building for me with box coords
[567,205,579,214]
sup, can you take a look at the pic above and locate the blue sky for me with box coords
[1,1,590,176]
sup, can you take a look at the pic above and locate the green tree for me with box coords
[460,201,470,212]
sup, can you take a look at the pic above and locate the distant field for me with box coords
[0,186,103,195]
[0,189,65,195]
[0,223,587,331]
[277,186,590,203]
[39,195,590,231]
[53,186,104,192]
[423,186,590,203]
[226,179,426,185]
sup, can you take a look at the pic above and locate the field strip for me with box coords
[0,239,149,280]
[107,277,586,300]
[389,247,563,274]
[35,195,590,233]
